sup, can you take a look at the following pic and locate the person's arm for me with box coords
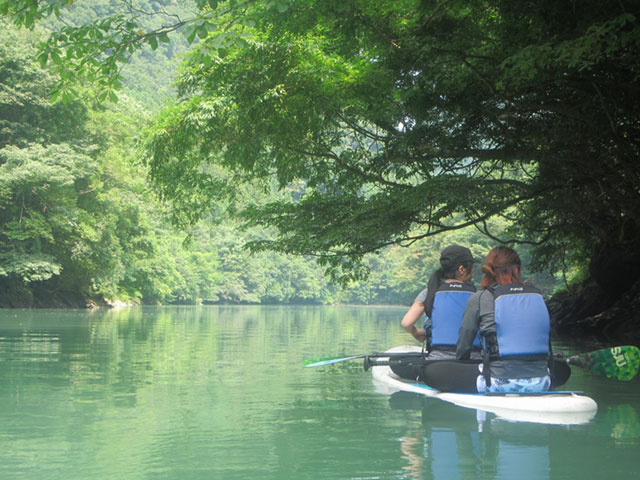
[401,301,426,342]
[477,290,496,341]
[456,292,482,360]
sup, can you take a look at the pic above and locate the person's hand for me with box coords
[411,327,426,343]
[401,302,426,343]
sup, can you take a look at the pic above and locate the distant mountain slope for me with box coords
[43,0,194,111]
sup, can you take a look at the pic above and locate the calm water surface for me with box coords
[0,306,639,479]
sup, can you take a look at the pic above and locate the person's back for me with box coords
[428,281,478,353]
[475,281,550,392]
[392,245,477,380]
[422,246,552,393]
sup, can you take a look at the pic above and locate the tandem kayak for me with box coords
[370,346,598,425]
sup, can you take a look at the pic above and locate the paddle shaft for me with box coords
[303,351,429,367]
[363,356,478,371]
[306,345,639,381]
[364,347,639,382]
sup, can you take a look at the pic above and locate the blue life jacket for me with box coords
[425,281,479,350]
[486,283,550,359]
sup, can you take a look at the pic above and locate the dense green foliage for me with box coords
[6,0,636,309]
[0,20,309,306]
[139,0,639,291]
[39,0,193,110]
[1,18,512,307]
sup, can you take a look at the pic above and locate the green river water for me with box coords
[1,305,639,479]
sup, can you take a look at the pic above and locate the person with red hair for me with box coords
[421,246,554,393]
[458,246,551,393]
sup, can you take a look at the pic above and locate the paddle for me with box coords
[303,351,428,368]
[304,346,640,381]
[564,345,640,381]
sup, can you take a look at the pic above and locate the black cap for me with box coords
[440,245,477,270]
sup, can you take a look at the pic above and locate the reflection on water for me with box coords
[390,390,640,479]
[0,306,639,479]
[603,404,640,441]
[393,396,551,479]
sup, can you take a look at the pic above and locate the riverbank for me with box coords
[549,278,640,343]
[4,280,640,344]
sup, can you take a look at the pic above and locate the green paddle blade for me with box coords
[303,355,366,368]
[566,346,640,381]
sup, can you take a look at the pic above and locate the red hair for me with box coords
[480,246,522,288]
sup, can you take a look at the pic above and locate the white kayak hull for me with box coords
[371,346,598,425]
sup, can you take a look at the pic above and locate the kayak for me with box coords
[370,346,598,425]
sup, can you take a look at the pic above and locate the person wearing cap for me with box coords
[420,245,557,393]
[392,245,480,380]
